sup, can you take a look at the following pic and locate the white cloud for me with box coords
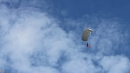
[99,55,130,73]
[62,59,100,73]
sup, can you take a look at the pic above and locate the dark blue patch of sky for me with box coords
[49,0,130,22]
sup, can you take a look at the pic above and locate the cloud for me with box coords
[0,0,130,73]
[62,58,101,73]
[61,9,68,17]
[99,55,130,73]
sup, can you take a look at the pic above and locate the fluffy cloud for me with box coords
[99,55,130,73]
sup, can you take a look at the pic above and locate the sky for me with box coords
[0,0,130,73]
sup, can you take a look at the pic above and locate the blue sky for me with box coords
[0,0,130,73]
[49,0,130,21]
